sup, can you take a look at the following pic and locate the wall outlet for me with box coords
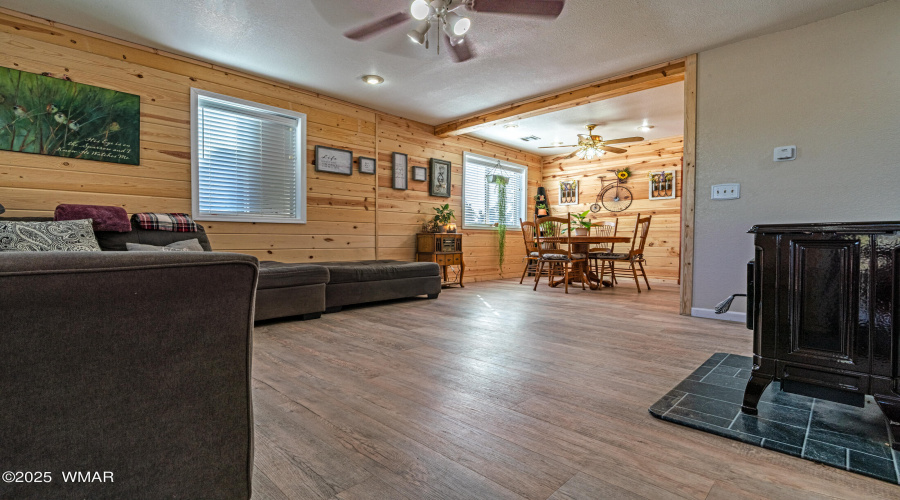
[711,183,740,200]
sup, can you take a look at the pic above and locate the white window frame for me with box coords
[190,88,307,224]
[461,152,528,230]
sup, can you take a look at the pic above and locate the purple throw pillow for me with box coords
[55,204,132,232]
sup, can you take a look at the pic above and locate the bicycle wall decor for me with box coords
[589,168,633,213]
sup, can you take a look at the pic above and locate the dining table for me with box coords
[539,234,631,290]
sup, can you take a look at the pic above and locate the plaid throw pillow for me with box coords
[131,213,200,232]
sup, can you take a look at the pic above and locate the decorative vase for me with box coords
[574,228,589,236]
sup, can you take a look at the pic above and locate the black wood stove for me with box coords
[740,221,900,449]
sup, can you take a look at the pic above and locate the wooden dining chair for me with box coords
[533,215,588,294]
[519,219,541,284]
[597,215,652,292]
[588,218,618,283]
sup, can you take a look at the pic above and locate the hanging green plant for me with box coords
[488,171,510,273]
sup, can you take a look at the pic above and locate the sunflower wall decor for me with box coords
[615,167,632,182]
[649,170,676,200]
[559,180,579,205]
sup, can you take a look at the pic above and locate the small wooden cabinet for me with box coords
[416,233,465,287]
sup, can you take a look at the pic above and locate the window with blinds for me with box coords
[461,152,527,229]
[191,89,307,223]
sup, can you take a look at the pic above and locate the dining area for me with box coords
[519,212,653,294]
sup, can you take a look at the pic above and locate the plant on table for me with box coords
[564,210,593,235]
[428,203,455,232]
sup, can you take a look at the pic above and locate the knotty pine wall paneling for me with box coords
[542,136,684,281]
[0,9,539,282]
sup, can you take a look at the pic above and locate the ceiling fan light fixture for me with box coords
[447,0,470,11]
[407,21,431,44]
[444,12,471,36]
[410,0,434,20]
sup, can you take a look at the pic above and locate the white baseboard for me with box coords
[691,307,746,324]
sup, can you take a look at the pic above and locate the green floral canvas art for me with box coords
[0,66,140,164]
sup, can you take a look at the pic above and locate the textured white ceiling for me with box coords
[0,0,885,125]
[470,81,684,155]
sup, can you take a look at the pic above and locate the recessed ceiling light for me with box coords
[503,123,519,129]
[636,125,654,132]
[362,75,384,85]
[552,141,566,146]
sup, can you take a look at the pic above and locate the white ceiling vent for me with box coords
[520,135,541,142]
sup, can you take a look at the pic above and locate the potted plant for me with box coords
[565,210,593,236]
[430,203,455,232]
[535,195,549,217]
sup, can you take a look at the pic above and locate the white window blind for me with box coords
[462,152,527,229]
[191,89,307,223]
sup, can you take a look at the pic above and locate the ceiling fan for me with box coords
[343,0,566,63]
[540,124,644,160]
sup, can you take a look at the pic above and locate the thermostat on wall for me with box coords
[774,145,797,162]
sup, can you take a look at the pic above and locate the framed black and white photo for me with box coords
[358,156,376,174]
[429,158,451,197]
[412,166,427,182]
[314,145,353,176]
[392,152,408,190]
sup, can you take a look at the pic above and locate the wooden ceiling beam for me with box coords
[434,59,686,138]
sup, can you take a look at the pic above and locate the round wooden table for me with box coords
[539,235,631,289]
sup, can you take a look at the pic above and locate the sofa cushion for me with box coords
[0,219,101,252]
[258,261,330,289]
[126,239,205,252]
[95,220,213,251]
[55,204,131,232]
[318,260,440,284]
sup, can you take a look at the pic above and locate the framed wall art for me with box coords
[429,158,451,198]
[649,171,676,200]
[0,66,140,165]
[559,180,579,205]
[358,156,376,174]
[392,152,408,190]
[412,166,427,182]
[314,145,353,175]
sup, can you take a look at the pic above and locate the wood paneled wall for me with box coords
[541,136,684,281]
[0,9,540,282]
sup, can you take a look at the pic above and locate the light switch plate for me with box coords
[712,183,740,200]
[774,145,797,161]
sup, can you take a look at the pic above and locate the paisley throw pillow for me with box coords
[0,219,102,252]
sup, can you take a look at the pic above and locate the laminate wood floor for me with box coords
[251,280,898,499]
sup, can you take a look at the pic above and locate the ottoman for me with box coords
[318,260,442,313]
[255,261,329,321]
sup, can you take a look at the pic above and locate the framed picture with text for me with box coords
[429,158,451,197]
[314,145,353,176]
[412,166,427,182]
[392,152,408,190]
[358,156,376,174]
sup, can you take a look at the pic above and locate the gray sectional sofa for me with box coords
[1,250,258,499]
[1,216,442,322]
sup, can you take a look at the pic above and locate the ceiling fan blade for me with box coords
[598,145,628,154]
[603,136,645,145]
[447,35,475,63]
[470,0,565,17]
[538,145,578,148]
[344,12,410,41]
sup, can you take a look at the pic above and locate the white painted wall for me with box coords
[692,0,900,319]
